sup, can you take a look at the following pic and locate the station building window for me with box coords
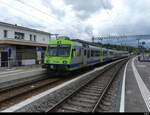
[15,32,24,40]
[4,30,8,38]
[30,34,32,41]
[34,35,36,41]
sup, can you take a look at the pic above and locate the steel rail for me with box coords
[92,60,127,112]
[45,58,127,112]
[0,78,62,105]
[0,74,48,93]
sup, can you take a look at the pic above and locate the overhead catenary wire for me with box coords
[0,0,62,28]
[0,0,74,37]
[15,0,84,33]
[15,0,63,25]
[0,0,90,39]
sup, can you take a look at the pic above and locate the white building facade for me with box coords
[0,22,51,67]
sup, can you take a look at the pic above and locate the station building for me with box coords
[0,22,51,67]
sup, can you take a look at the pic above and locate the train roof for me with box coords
[50,38,129,53]
[89,45,101,50]
[71,39,101,47]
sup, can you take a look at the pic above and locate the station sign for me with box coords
[36,46,42,51]
[7,48,12,57]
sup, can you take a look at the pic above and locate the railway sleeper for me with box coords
[76,94,98,100]
[61,103,91,112]
[98,104,110,111]
[90,81,109,86]
[86,86,103,89]
[103,96,114,102]
[81,89,102,94]
[101,100,112,106]
[70,97,96,104]
[79,92,100,97]
[83,87,103,92]
[67,100,93,108]
[57,108,79,112]
[87,84,105,88]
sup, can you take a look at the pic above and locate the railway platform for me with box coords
[0,65,46,88]
[0,64,42,72]
[123,56,150,112]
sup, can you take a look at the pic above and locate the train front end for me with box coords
[43,39,74,73]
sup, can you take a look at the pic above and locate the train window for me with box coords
[79,48,81,56]
[95,50,97,56]
[87,50,90,58]
[97,51,100,56]
[71,49,76,57]
[84,50,86,56]
[74,49,76,56]
[76,48,81,56]
[93,50,95,56]
[71,49,73,57]
[110,51,113,55]
[76,48,79,56]
[95,51,97,56]
[104,50,107,56]
[91,50,94,57]
[96,51,98,56]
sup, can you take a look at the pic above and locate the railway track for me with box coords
[0,63,100,111]
[0,63,99,111]
[45,59,127,112]
[0,76,74,111]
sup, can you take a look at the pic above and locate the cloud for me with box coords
[0,0,150,47]
[63,0,112,19]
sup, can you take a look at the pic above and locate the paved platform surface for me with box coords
[0,66,46,88]
[0,64,42,72]
[125,56,150,112]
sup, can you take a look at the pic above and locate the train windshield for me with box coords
[47,45,71,57]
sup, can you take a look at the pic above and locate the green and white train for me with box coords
[43,36,129,72]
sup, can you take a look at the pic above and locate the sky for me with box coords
[0,0,150,48]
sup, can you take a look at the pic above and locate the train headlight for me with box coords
[63,60,67,64]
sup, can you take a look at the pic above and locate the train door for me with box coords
[1,52,8,67]
[83,48,87,65]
